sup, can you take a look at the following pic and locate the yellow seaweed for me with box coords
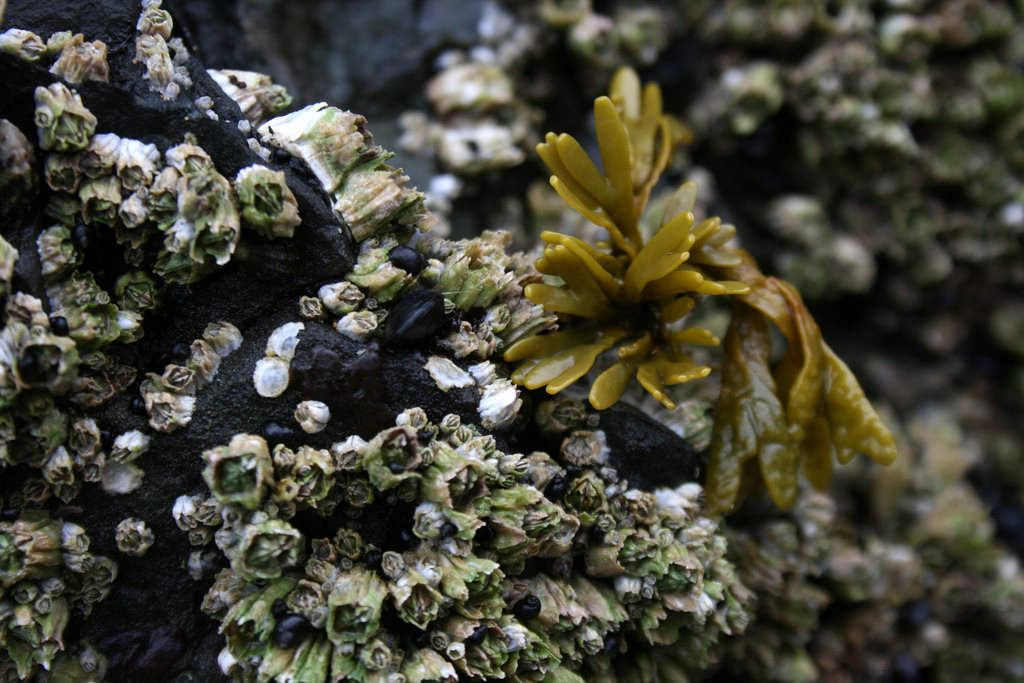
[508,67,897,512]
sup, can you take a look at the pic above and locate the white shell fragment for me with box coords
[265,322,304,361]
[468,361,498,385]
[253,357,290,398]
[295,400,331,434]
[425,356,474,391]
[478,379,521,430]
[101,461,144,495]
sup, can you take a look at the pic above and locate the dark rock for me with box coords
[597,403,701,489]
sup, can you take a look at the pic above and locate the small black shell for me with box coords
[271,613,312,649]
[513,594,542,620]
[49,316,69,336]
[388,245,427,275]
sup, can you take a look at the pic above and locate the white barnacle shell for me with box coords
[137,4,173,39]
[335,310,377,341]
[436,120,525,173]
[331,436,367,473]
[203,321,242,357]
[318,281,364,316]
[49,33,110,84]
[294,400,330,434]
[111,429,151,463]
[116,137,161,191]
[217,648,239,676]
[135,34,176,98]
[172,495,199,530]
[207,69,292,127]
[119,190,150,228]
[425,62,514,115]
[165,141,212,174]
[477,378,520,430]
[253,357,290,398]
[264,321,304,360]
[0,29,47,62]
[424,356,474,391]
[79,132,121,178]
[467,361,497,385]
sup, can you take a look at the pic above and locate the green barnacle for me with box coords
[401,646,458,683]
[383,549,449,629]
[420,440,496,508]
[46,271,123,351]
[0,234,18,300]
[440,616,517,680]
[324,564,387,644]
[33,83,97,152]
[219,514,302,581]
[203,434,274,510]
[272,444,334,508]
[43,154,84,194]
[49,33,109,84]
[207,69,293,127]
[115,137,161,192]
[362,426,422,491]
[562,470,607,528]
[0,511,62,587]
[146,166,182,228]
[436,231,517,311]
[232,164,301,239]
[346,236,416,303]
[473,485,579,569]
[0,28,47,61]
[77,133,121,179]
[113,271,160,312]
[437,552,504,620]
[37,225,82,282]
[78,175,121,226]
[9,324,80,395]
[114,517,153,557]
[333,166,431,241]
[257,104,379,195]
[504,68,745,411]
[156,166,241,283]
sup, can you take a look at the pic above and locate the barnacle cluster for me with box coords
[0,28,108,85]
[0,511,115,679]
[399,54,538,176]
[134,0,191,99]
[683,0,1024,296]
[37,87,301,284]
[185,407,750,682]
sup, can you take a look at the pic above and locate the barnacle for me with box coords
[504,68,744,411]
[509,69,897,510]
